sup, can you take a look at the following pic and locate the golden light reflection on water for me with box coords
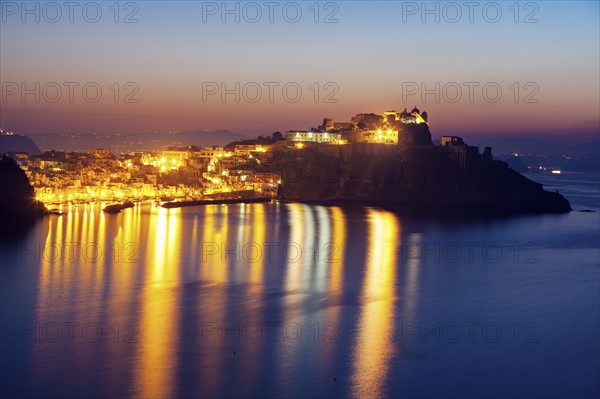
[285,203,304,293]
[240,203,267,395]
[134,206,181,399]
[300,204,316,289]
[103,203,141,392]
[350,208,400,397]
[320,206,347,377]
[109,203,138,301]
[328,207,346,294]
[30,202,404,398]
[198,205,230,397]
[33,205,118,385]
[202,205,229,283]
[315,206,331,292]
[277,203,310,391]
[248,203,266,289]
[87,205,99,291]
[36,216,59,319]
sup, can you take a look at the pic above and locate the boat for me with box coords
[103,201,135,214]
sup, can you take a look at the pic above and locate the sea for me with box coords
[1,171,599,399]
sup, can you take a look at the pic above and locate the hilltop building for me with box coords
[439,135,492,169]
[286,106,431,146]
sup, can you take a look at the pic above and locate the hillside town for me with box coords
[1,108,491,207]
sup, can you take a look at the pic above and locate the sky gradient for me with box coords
[1,1,599,139]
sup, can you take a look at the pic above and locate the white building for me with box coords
[286,131,341,143]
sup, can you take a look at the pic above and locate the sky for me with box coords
[1,1,599,140]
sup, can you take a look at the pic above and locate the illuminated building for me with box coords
[90,148,111,158]
[363,129,399,144]
[195,146,227,158]
[301,107,431,146]
[285,130,342,144]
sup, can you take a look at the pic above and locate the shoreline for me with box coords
[161,197,272,208]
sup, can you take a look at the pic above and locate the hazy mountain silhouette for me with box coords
[29,130,249,152]
[0,134,42,155]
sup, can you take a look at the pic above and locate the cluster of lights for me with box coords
[375,128,396,140]
[30,144,282,207]
[145,157,183,172]
[35,187,132,205]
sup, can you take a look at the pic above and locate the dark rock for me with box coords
[0,156,48,228]
[265,145,571,215]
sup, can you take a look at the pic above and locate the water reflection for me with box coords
[29,203,402,398]
[284,203,304,294]
[402,233,422,322]
[134,206,180,398]
[4,185,596,399]
[319,206,347,385]
[197,205,229,397]
[248,203,266,289]
[350,208,400,397]
[239,203,267,395]
[315,206,331,292]
[328,207,346,294]
[36,216,61,319]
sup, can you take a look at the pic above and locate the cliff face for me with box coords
[0,156,47,226]
[265,145,571,215]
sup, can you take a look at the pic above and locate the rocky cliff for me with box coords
[263,144,571,215]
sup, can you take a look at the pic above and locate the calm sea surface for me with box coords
[1,172,599,399]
